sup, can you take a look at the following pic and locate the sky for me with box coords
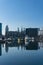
[0,0,43,34]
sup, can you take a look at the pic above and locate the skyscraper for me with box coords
[0,23,2,35]
[5,25,9,38]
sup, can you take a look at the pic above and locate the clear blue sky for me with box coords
[0,0,43,34]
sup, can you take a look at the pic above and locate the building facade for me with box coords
[26,28,39,37]
[5,25,9,38]
[0,23,2,36]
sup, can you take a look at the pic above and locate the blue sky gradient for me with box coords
[0,0,43,34]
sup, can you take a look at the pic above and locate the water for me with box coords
[0,41,43,65]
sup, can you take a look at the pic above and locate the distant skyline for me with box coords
[0,0,43,34]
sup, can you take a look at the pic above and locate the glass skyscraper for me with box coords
[0,23,2,35]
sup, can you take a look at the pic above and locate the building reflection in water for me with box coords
[38,42,43,48]
[0,43,2,56]
[0,40,43,56]
[5,42,9,53]
[25,41,39,50]
[4,41,39,52]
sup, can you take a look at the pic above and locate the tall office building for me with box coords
[0,23,2,35]
[5,25,9,38]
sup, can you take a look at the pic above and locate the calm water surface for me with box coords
[0,42,43,65]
